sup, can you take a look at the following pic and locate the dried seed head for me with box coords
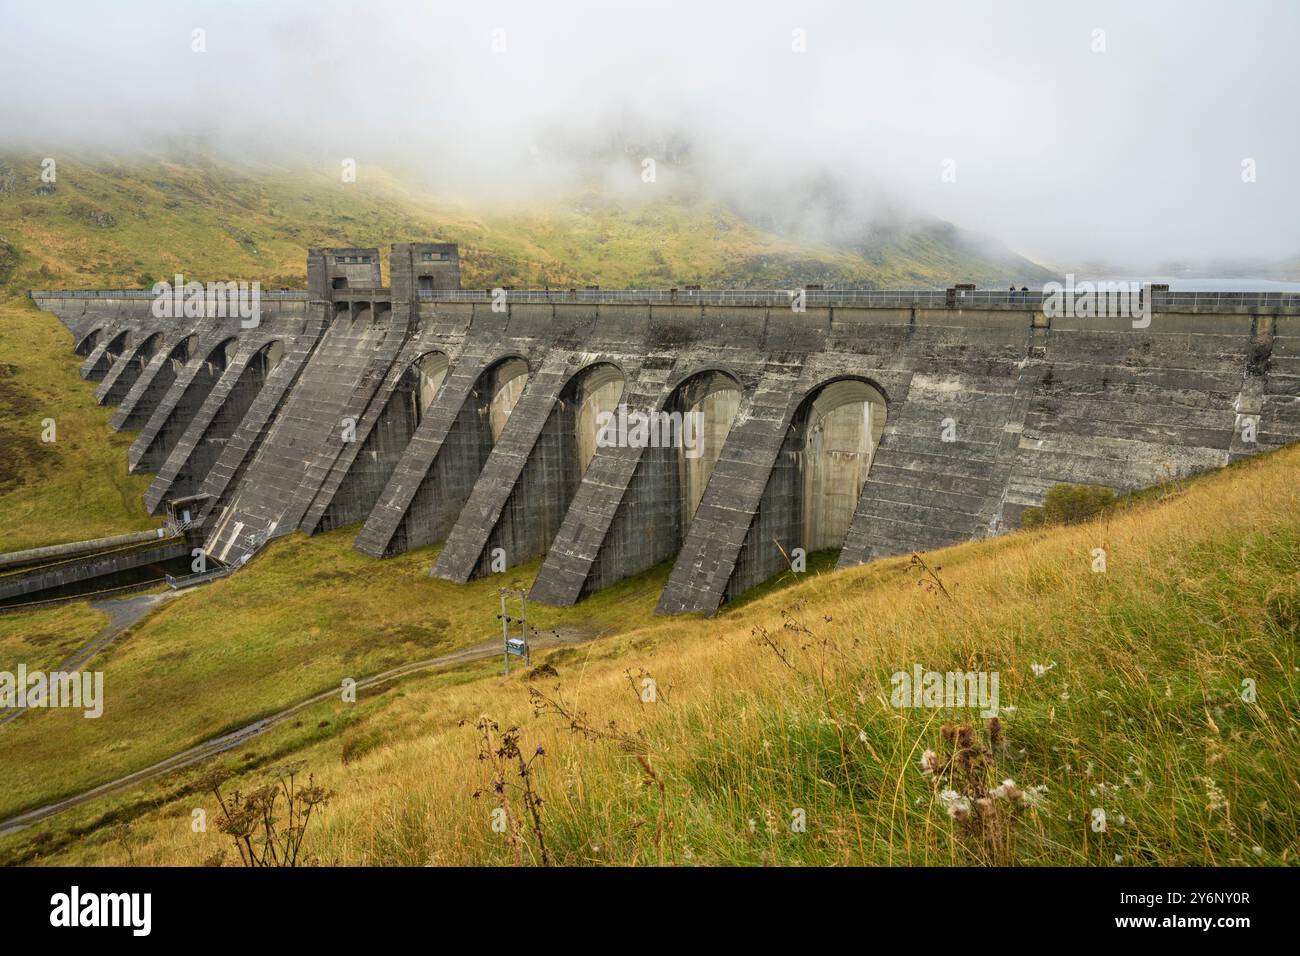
[988,716,1003,749]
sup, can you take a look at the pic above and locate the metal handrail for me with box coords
[29,290,309,300]
[165,565,234,589]
[414,288,1300,309]
[417,289,948,306]
[28,288,1300,309]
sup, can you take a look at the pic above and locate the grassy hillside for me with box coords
[0,600,108,677]
[0,152,1049,295]
[0,526,674,826]
[3,444,1295,866]
[0,297,156,552]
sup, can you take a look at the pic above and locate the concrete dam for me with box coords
[29,243,1300,615]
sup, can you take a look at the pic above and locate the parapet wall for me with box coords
[29,252,1300,615]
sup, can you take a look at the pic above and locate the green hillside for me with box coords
[0,152,1050,296]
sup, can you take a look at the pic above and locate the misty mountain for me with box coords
[0,153,1054,294]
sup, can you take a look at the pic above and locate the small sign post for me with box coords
[497,588,531,676]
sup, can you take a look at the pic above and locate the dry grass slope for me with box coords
[8,443,1296,867]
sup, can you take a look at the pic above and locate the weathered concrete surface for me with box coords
[301,245,454,535]
[351,342,495,557]
[528,355,681,605]
[111,331,197,431]
[0,529,168,572]
[129,333,239,474]
[430,348,632,583]
[299,344,447,534]
[202,308,400,565]
[1260,316,1300,453]
[95,330,160,406]
[31,254,1300,617]
[144,327,296,515]
[0,534,188,605]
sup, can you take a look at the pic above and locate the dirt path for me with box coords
[0,589,185,728]
[0,627,590,838]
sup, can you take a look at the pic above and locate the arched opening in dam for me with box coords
[674,370,744,530]
[473,360,626,576]
[118,334,201,431]
[487,358,529,442]
[75,328,102,357]
[724,375,887,603]
[86,330,130,381]
[101,331,161,406]
[315,350,452,533]
[134,337,239,473]
[573,363,627,473]
[385,355,531,554]
[799,378,888,551]
[150,339,284,508]
[570,368,744,599]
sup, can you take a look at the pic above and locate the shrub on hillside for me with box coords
[1020,483,1116,529]
[0,239,18,286]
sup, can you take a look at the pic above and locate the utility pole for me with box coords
[497,588,531,676]
[499,590,510,676]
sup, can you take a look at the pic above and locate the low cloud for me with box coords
[1,0,1296,269]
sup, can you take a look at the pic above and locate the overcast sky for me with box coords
[1,0,1297,267]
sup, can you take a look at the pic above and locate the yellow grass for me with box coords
[10,443,1296,866]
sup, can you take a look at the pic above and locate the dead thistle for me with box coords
[920,719,1042,864]
[200,761,332,867]
[907,552,953,600]
[465,715,550,866]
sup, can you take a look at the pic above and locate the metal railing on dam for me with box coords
[426,288,1300,310]
[29,288,1300,311]
[28,289,310,301]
